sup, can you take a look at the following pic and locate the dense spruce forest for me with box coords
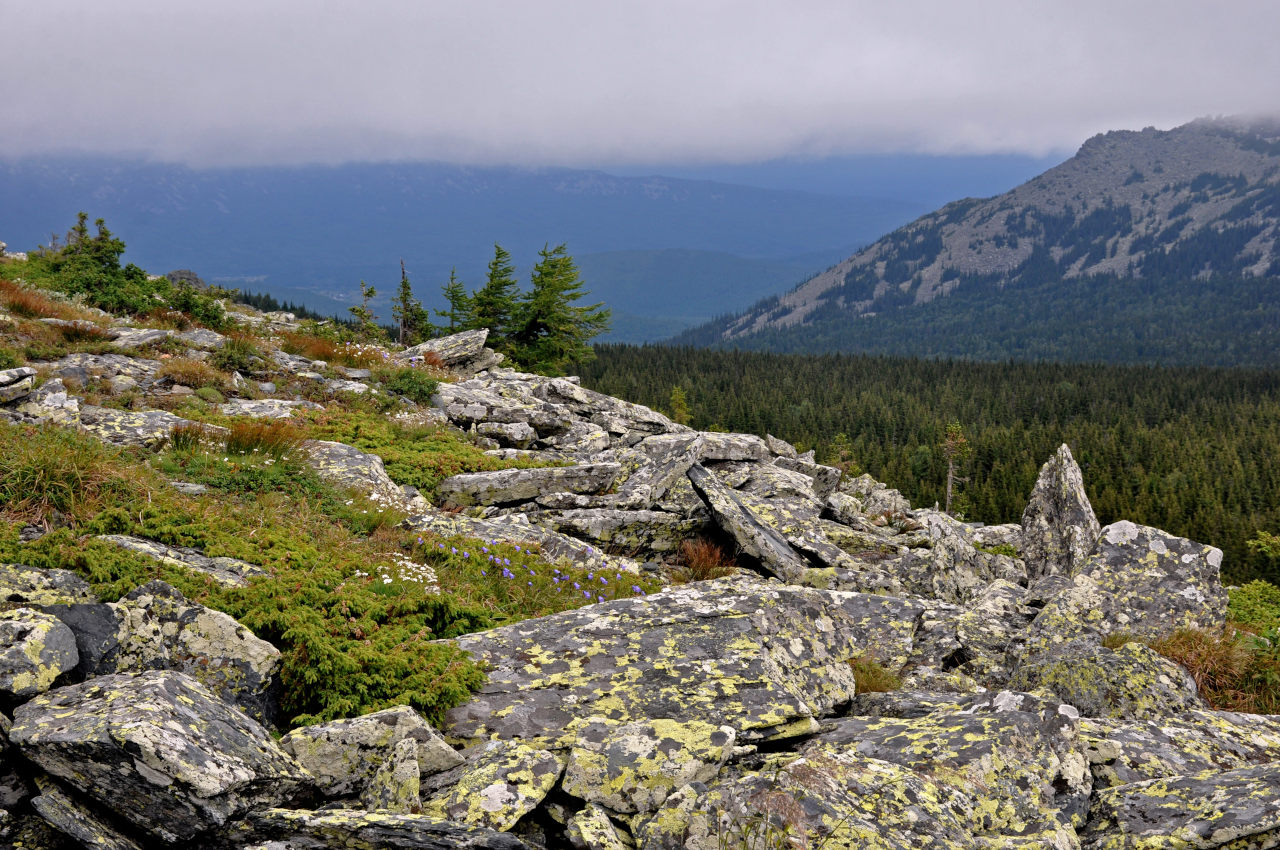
[577,345,1280,583]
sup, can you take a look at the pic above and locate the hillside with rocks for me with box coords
[679,116,1280,364]
[0,266,1278,847]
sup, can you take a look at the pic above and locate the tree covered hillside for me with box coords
[578,345,1280,583]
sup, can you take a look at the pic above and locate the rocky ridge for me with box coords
[0,310,1275,848]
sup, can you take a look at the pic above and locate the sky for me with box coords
[4,0,1279,169]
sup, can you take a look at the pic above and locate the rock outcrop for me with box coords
[0,320,1265,850]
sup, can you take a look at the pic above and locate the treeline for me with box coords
[234,289,336,323]
[575,345,1280,584]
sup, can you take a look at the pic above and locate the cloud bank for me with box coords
[6,0,1279,166]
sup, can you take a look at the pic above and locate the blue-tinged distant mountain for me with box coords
[1,158,929,340]
[677,117,1280,366]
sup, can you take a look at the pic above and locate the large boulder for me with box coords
[436,463,622,508]
[304,439,423,511]
[9,671,310,843]
[440,576,925,747]
[421,741,564,831]
[243,808,534,849]
[686,464,810,583]
[78,405,210,449]
[0,563,95,607]
[1021,444,1100,581]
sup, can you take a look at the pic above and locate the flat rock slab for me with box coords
[403,512,642,574]
[245,808,535,849]
[436,463,621,508]
[0,562,95,606]
[1081,763,1280,849]
[107,327,174,348]
[440,576,924,746]
[98,534,267,587]
[422,741,564,832]
[219,398,323,419]
[10,670,309,843]
[79,405,213,448]
[1081,709,1280,789]
[175,328,225,350]
[687,463,810,583]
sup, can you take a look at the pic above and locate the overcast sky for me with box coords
[5,1,1278,168]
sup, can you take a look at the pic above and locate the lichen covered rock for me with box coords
[9,670,309,843]
[244,807,535,848]
[562,717,736,814]
[421,741,564,831]
[1021,444,1100,581]
[436,463,621,508]
[0,607,79,697]
[281,705,463,798]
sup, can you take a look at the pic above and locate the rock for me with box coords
[280,705,463,798]
[29,778,144,850]
[107,327,174,349]
[808,690,1091,844]
[10,671,310,843]
[304,439,413,510]
[530,508,703,553]
[951,579,1037,687]
[436,463,622,508]
[243,807,535,848]
[48,581,281,725]
[567,804,630,850]
[895,529,1026,605]
[696,432,771,461]
[1079,521,1227,636]
[476,421,537,448]
[78,405,213,448]
[561,717,736,814]
[441,576,924,747]
[635,749,976,850]
[1021,444,1100,581]
[361,738,422,813]
[400,328,491,367]
[326,378,371,395]
[1010,640,1206,720]
[97,534,267,587]
[175,328,225,350]
[686,464,810,583]
[404,511,644,574]
[765,433,798,458]
[842,473,912,516]
[0,365,36,393]
[1080,709,1280,790]
[972,522,1023,551]
[0,607,79,697]
[219,398,323,419]
[421,741,564,831]
[1080,763,1280,849]
[14,377,80,424]
[0,374,33,403]
[0,562,95,606]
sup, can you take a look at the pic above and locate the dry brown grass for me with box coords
[280,331,389,368]
[223,419,305,459]
[847,653,903,693]
[672,537,737,583]
[158,357,226,389]
[0,278,103,325]
[1147,626,1280,714]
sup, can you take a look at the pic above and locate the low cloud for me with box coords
[6,0,1278,167]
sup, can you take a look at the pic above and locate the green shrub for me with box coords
[195,386,225,404]
[1228,580,1280,632]
[164,283,226,330]
[0,346,20,369]
[847,653,902,693]
[975,542,1019,557]
[379,366,440,404]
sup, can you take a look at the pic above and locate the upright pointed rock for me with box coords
[1020,444,1100,581]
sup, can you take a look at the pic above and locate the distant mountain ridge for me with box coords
[681,116,1280,364]
[0,158,924,341]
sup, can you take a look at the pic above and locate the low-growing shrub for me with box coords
[1228,580,1280,632]
[0,345,20,369]
[975,542,1019,557]
[195,386,226,404]
[379,366,440,405]
[673,537,737,583]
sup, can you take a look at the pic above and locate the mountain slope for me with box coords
[682,117,1280,364]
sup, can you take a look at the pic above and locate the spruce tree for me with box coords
[467,244,520,349]
[508,244,610,375]
[437,267,472,332]
[391,259,432,345]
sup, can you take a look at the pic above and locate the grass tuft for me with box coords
[847,653,903,693]
[672,537,737,583]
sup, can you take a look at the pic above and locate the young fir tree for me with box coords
[508,244,610,376]
[391,259,433,345]
[942,421,971,517]
[436,267,472,332]
[467,245,521,349]
[348,280,382,341]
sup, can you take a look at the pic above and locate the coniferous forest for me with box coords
[576,345,1280,584]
